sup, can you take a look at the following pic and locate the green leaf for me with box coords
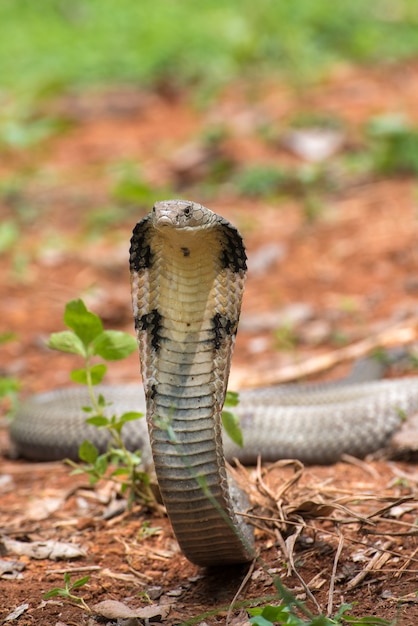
[97,393,108,407]
[124,450,143,465]
[261,605,290,622]
[87,473,100,486]
[222,410,243,447]
[225,390,239,407]
[248,604,292,625]
[0,331,17,345]
[95,454,108,476]
[310,617,333,625]
[0,220,19,254]
[249,616,274,626]
[111,467,130,477]
[78,440,99,464]
[86,415,110,427]
[119,411,144,423]
[92,330,137,360]
[69,467,86,476]
[0,376,19,399]
[48,331,86,356]
[44,587,67,599]
[70,363,107,385]
[342,617,392,625]
[71,575,90,589]
[333,604,353,620]
[63,299,103,347]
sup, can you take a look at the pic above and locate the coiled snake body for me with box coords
[10,200,418,566]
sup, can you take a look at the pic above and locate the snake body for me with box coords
[10,199,418,567]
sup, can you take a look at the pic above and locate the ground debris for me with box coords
[0,558,25,579]
[26,495,64,521]
[92,599,170,621]
[1,535,86,560]
[2,603,29,622]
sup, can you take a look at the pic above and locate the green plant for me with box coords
[274,322,299,352]
[0,217,33,279]
[111,167,158,207]
[222,390,244,447]
[138,520,162,539]
[366,114,418,176]
[234,165,288,198]
[248,602,394,625]
[0,376,20,415]
[0,332,20,415]
[47,299,154,507]
[0,220,20,254]
[108,162,170,216]
[233,163,332,213]
[44,572,91,612]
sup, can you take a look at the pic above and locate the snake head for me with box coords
[152,199,214,229]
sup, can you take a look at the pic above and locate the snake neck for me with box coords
[130,203,253,566]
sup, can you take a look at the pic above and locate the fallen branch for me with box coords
[232,318,418,388]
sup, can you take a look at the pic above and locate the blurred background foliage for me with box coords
[1,0,418,98]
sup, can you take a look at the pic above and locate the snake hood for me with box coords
[129,200,253,566]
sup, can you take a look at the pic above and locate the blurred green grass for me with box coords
[1,0,418,96]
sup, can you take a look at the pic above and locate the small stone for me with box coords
[299,319,331,345]
[0,475,14,493]
[282,128,345,162]
[147,585,163,600]
[248,243,287,275]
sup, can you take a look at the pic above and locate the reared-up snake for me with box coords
[10,200,418,566]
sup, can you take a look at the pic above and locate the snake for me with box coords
[9,199,418,567]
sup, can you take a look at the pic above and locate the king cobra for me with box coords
[10,199,418,566]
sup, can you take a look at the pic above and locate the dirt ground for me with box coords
[1,62,418,625]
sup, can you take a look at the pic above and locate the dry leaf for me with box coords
[288,500,335,517]
[92,599,170,620]
[0,558,25,579]
[1,535,86,560]
[3,603,29,621]
[26,496,64,521]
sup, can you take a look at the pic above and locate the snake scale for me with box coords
[10,199,418,566]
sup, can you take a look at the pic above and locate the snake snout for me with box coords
[153,199,205,229]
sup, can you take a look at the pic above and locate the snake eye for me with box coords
[183,204,192,217]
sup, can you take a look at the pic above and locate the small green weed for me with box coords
[82,205,136,238]
[0,95,66,151]
[0,376,20,416]
[44,572,91,612]
[48,299,154,507]
[222,390,244,448]
[248,602,394,625]
[233,164,331,217]
[274,322,299,352]
[138,520,162,540]
[0,113,61,150]
[366,114,418,176]
[112,169,156,207]
[0,220,19,254]
[234,165,288,198]
[0,332,20,415]
[0,217,32,279]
